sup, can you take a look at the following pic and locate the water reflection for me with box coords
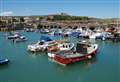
[0,63,10,70]
[27,52,47,58]
[48,56,97,72]
[0,32,119,82]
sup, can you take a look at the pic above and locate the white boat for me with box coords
[47,41,75,58]
[15,36,28,42]
[25,28,35,32]
[49,29,62,35]
[28,41,47,52]
[40,29,50,33]
[27,41,57,52]
[63,29,73,36]
[7,34,20,39]
[89,32,102,39]
[57,42,74,51]
[27,36,54,52]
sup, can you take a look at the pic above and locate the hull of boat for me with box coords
[8,36,18,39]
[15,39,27,43]
[0,59,9,65]
[53,49,98,65]
[27,47,47,52]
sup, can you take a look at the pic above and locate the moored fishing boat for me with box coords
[47,41,75,58]
[27,36,55,52]
[48,41,98,65]
[27,41,55,52]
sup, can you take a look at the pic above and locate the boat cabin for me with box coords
[76,42,91,54]
[58,43,72,49]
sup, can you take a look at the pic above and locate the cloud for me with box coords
[0,11,13,16]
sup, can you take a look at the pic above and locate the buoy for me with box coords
[88,55,92,59]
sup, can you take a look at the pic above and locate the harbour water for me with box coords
[0,31,119,82]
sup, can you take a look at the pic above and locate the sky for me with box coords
[0,0,119,18]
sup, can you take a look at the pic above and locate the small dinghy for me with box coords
[7,34,20,39]
[15,36,28,43]
[0,58,9,65]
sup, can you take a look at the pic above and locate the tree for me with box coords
[37,24,43,29]
[39,16,44,21]
[20,17,25,23]
[12,18,18,22]
[52,15,89,21]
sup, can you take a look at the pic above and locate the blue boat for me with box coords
[70,32,81,37]
[0,58,9,65]
[40,36,53,42]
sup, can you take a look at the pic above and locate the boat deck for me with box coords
[64,52,84,58]
[54,50,85,58]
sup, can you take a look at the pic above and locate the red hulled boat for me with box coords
[48,41,98,65]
